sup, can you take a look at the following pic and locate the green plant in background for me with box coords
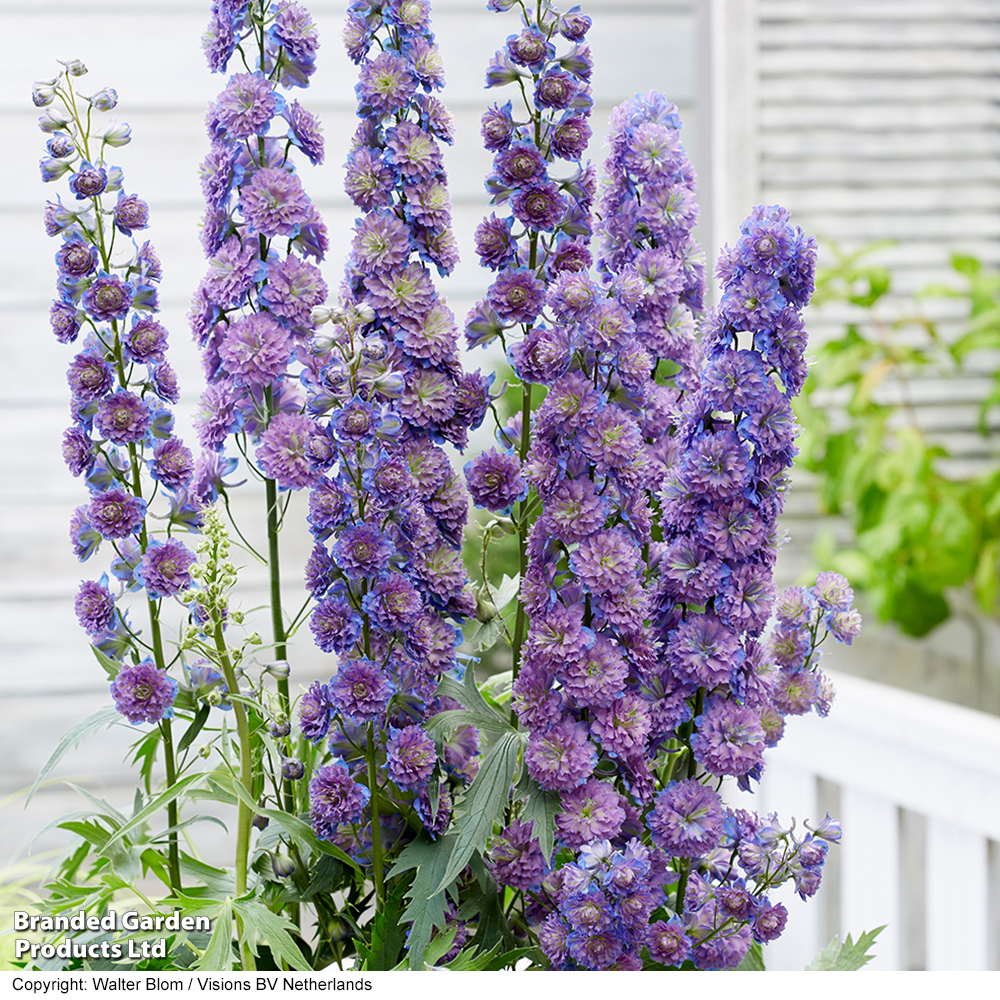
[794,243,1000,636]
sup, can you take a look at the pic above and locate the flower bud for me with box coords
[46,135,75,158]
[264,660,290,679]
[90,88,118,111]
[32,82,56,107]
[311,306,334,326]
[309,332,336,355]
[475,590,498,622]
[63,59,88,77]
[354,301,376,324]
[281,757,305,781]
[38,109,72,134]
[252,814,270,831]
[270,853,295,879]
[40,157,72,182]
[198,745,212,759]
[268,719,291,739]
[101,120,132,148]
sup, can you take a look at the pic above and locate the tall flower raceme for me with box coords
[190,0,329,748]
[452,2,862,967]
[293,0,488,927]
[35,61,200,893]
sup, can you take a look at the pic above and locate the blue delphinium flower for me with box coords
[295,0,486,863]
[37,63,199,721]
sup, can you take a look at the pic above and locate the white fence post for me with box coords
[839,787,899,970]
[926,819,989,970]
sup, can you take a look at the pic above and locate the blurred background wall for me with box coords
[2,0,1000,971]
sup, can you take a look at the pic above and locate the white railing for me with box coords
[727,669,1000,971]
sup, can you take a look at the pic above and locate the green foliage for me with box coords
[806,926,884,971]
[798,244,1000,634]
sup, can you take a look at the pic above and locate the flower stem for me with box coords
[366,721,385,915]
[212,620,256,971]
[510,382,534,685]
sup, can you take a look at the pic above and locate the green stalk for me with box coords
[212,620,256,971]
[510,382,534,683]
[366,721,385,914]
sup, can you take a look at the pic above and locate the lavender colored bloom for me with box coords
[332,397,381,445]
[357,51,416,117]
[534,69,578,110]
[56,238,98,278]
[256,412,322,490]
[330,658,393,722]
[87,487,146,540]
[827,607,862,644]
[578,406,644,471]
[691,698,766,777]
[555,779,626,850]
[260,253,327,328]
[488,819,547,890]
[590,694,652,756]
[364,262,435,323]
[351,211,411,273]
[299,680,333,742]
[332,522,394,579]
[215,71,279,140]
[398,301,459,363]
[751,899,788,943]
[67,351,113,402]
[647,779,725,856]
[386,119,442,180]
[219,313,291,387]
[658,537,724,604]
[284,100,325,165]
[474,213,516,270]
[386,724,436,789]
[82,274,132,322]
[50,300,81,343]
[488,268,546,327]
[481,101,515,150]
[542,478,608,543]
[558,636,627,708]
[551,115,591,160]
[62,426,94,477]
[149,436,194,491]
[344,147,394,211]
[464,448,527,512]
[691,923,751,970]
[68,161,107,199]
[123,316,169,365]
[511,181,565,231]
[113,193,149,235]
[666,613,740,689]
[525,717,597,792]
[310,594,363,654]
[362,573,422,632]
[771,667,820,716]
[94,391,151,445]
[111,659,177,724]
[240,167,313,237]
[813,571,854,612]
[138,538,196,598]
[310,759,370,838]
[571,529,640,595]
[716,562,775,635]
[646,918,691,967]
[74,577,115,634]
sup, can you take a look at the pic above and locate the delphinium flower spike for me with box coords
[190,0,329,771]
[36,61,198,892]
[295,0,488,920]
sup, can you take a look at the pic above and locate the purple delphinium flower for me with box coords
[256,411,322,490]
[555,779,626,850]
[74,577,116,635]
[329,658,392,722]
[87,488,146,539]
[310,759,371,837]
[488,819,547,890]
[386,724,436,789]
[691,698,766,777]
[138,538,196,598]
[110,659,177,724]
[298,680,333,742]
[647,779,725,857]
[525,718,597,792]
[464,448,527,512]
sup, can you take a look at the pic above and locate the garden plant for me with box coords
[22,0,870,972]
